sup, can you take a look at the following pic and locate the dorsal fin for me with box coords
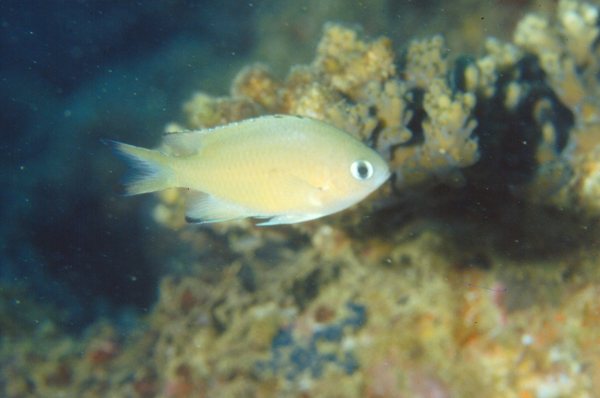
[162,115,309,156]
[162,130,212,156]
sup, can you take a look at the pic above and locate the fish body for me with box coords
[103,115,390,225]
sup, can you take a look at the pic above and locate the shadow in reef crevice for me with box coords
[356,184,597,262]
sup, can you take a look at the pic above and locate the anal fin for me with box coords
[255,213,322,226]
[184,191,249,224]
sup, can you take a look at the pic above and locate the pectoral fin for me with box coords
[268,168,326,206]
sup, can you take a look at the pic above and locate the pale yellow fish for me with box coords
[102,115,390,225]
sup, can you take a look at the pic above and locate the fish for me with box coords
[102,114,390,225]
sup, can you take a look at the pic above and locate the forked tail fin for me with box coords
[101,139,173,195]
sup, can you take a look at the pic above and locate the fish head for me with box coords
[344,148,390,195]
[318,143,390,214]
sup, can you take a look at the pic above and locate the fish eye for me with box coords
[350,160,374,180]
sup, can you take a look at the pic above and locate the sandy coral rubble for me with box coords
[4,224,600,397]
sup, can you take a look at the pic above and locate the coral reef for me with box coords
[4,0,600,397]
[153,0,600,229]
[3,225,600,397]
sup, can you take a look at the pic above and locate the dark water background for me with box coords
[0,0,260,331]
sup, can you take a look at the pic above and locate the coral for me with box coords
[312,23,395,97]
[514,0,599,114]
[9,1,600,397]
[557,0,600,68]
[508,0,600,212]
[183,92,264,130]
[154,0,600,226]
[403,78,479,187]
[256,302,364,382]
[403,35,449,88]
[129,5,600,393]
[231,64,281,113]
[152,23,485,228]
[7,222,600,397]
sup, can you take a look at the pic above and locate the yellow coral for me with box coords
[403,35,448,88]
[183,92,263,130]
[475,38,523,98]
[513,0,599,118]
[163,10,600,217]
[513,13,562,56]
[558,0,600,68]
[416,79,479,185]
[231,64,281,112]
[313,23,395,97]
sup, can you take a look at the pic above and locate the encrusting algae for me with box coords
[6,0,600,397]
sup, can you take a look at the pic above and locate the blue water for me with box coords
[0,0,258,331]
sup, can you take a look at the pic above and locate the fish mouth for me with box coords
[379,170,392,185]
[374,170,392,190]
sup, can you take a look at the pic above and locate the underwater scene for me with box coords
[2,0,600,397]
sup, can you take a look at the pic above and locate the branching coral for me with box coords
[150,0,600,228]
[514,0,599,116]
[414,79,479,187]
